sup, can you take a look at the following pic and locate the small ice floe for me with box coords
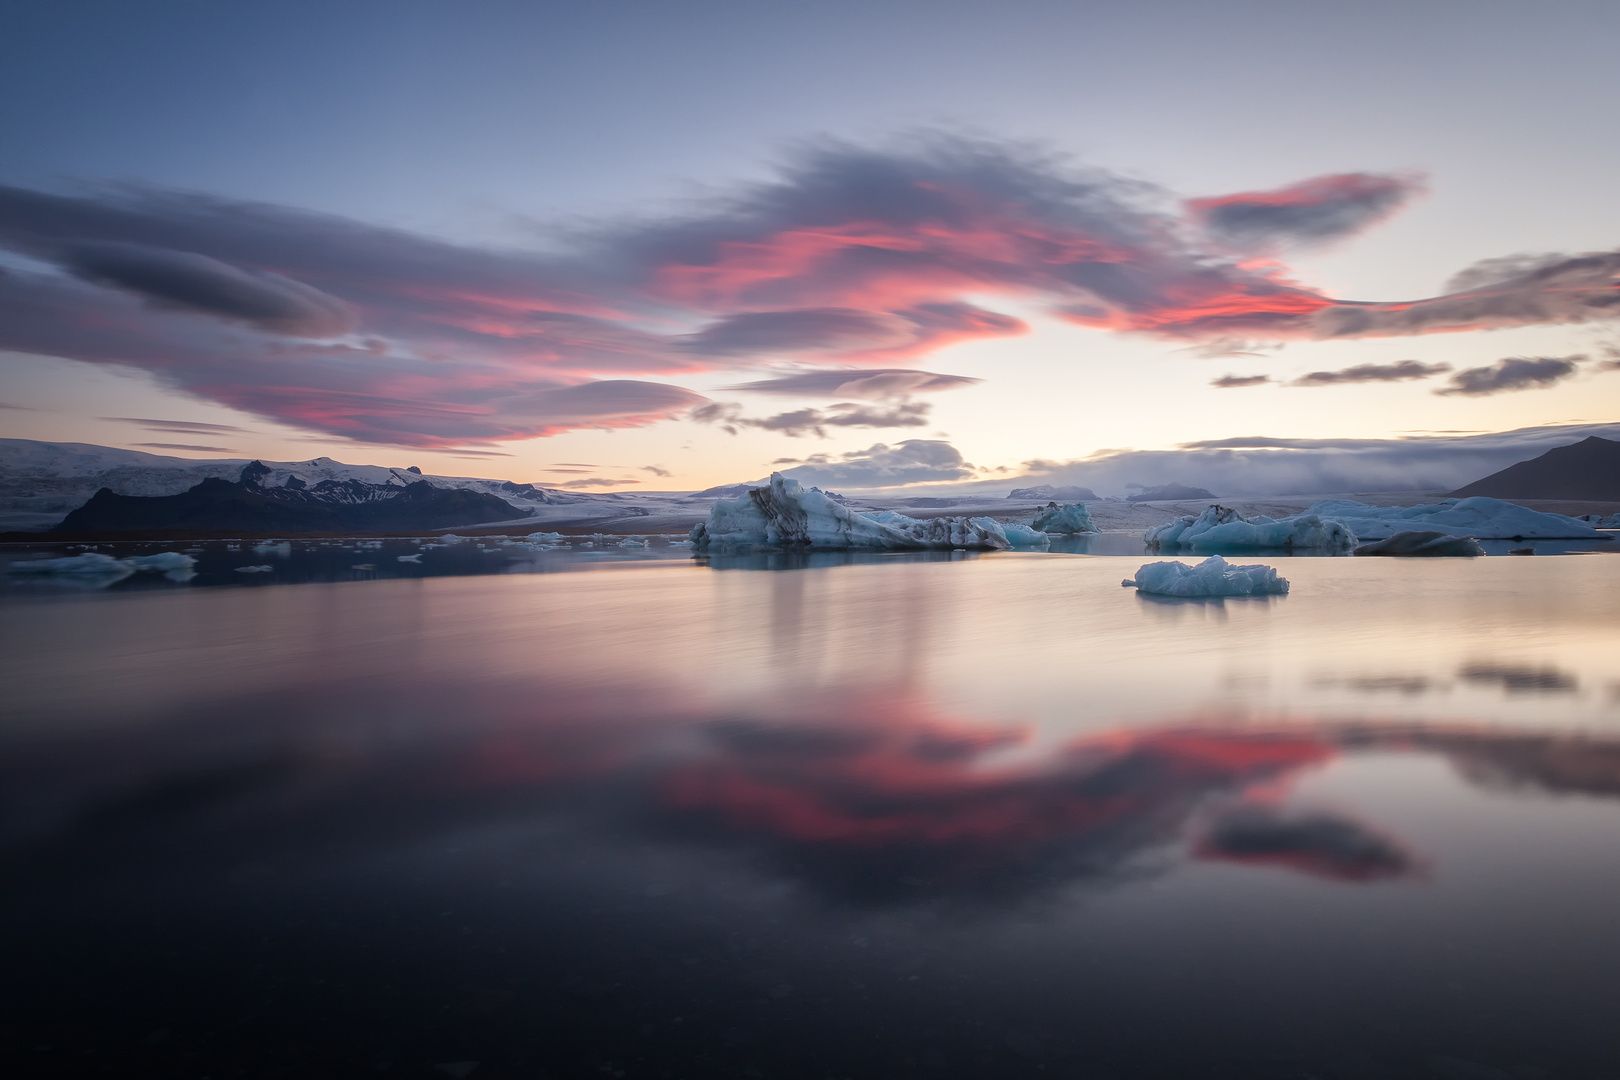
[620,537,646,548]
[1146,505,1355,553]
[8,551,198,583]
[437,533,469,544]
[397,554,423,563]
[1123,555,1290,597]
[525,531,566,543]
[251,541,292,556]
[1031,502,1096,535]
[1353,530,1485,557]
[351,563,377,571]
[234,564,274,573]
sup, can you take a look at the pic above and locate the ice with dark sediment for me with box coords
[1031,502,1097,534]
[1123,555,1290,597]
[690,474,1012,551]
[1145,505,1356,552]
[1353,531,1486,557]
[1308,497,1602,540]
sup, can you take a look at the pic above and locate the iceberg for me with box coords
[1031,502,1097,534]
[1123,556,1290,597]
[999,523,1052,549]
[7,551,197,582]
[690,474,1011,551]
[1305,497,1602,540]
[1353,530,1486,557]
[1577,513,1620,529]
[1145,505,1356,552]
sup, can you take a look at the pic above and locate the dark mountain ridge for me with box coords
[56,462,531,533]
[1451,436,1620,501]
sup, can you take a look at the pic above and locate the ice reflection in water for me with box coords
[3,555,1620,1077]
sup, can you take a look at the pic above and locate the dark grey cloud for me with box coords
[1189,172,1422,251]
[1211,374,1271,388]
[776,439,974,488]
[722,367,980,398]
[132,442,237,453]
[65,242,354,336]
[692,398,930,437]
[1291,360,1451,386]
[678,308,905,354]
[1434,355,1582,396]
[1458,662,1578,694]
[1195,803,1419,881]
[104,416,249,435]
[1007,421,1620,496]
[641,464,672,477]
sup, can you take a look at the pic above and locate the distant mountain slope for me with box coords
[57,463,531,533]
[0,439,598,531]
[1451,436,1620,500]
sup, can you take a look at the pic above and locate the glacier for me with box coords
[1031,502,1097,534]
[1353,531,1486,557]
[1145,505,1356,552]
[1305,497,1602,540]
[690,474,1012,551]
[1123,556,1290,597]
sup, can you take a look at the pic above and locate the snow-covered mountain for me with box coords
[0,439,625,531]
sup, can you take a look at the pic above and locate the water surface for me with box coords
[4,553,1620,1078]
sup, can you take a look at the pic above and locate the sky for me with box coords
[2,0,1618,493]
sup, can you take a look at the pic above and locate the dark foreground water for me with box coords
[3,552,1620,1079]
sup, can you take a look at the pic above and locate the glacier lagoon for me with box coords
[4,551,1620,1078]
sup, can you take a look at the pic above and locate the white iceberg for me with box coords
[1353,530,1486,557]
[8,551,197,582]
[1306,497,1602,540]
[1577,513,1620,529]
[690,474,1011,551]
[1145,505,1356,552]
[1031,502,1097,534]
[1123,556,1290,597]
[524,531,567,543]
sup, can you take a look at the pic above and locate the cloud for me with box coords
[554,476,641,488]
[722,367,981,398]
[1189,172,1422,251]
[1291,360,1451,386]
[775,439,974,488]
[692,398,931,437]
[1458,662,1578,693]
[1194,803,1419,882]
[0,138,1614,446]
[1008,420,1620,496]
[64,242,354,336]
[104,416,249,435]
[1211,374,1271,388]
[131,442,237,453]
[641,464,672,477]
[1434,355,1582,396]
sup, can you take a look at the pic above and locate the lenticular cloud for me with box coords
[0,135,1615,447]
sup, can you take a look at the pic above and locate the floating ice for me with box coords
[1145,505,1355,552]
[1306,497,1602,540]
[397,554,422,563]
[1123,556,1290,597]
[999,523,1051,549]
[620,537,646,548]
[8,551,197,582]
[234,564,274,573]
[1577,513,1620,529]
[1353,531,1486,557]
[690,474,1011,551]
[525,531,567,543]
[251,541,292,557]
[1031,502,1096,534]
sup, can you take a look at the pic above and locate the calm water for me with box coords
[3,551,1620,1079]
